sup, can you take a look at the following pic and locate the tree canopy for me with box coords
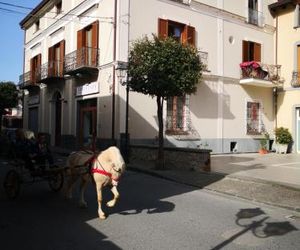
[127,35,203,168]
[0,81,18,115]
[127,35,203,98]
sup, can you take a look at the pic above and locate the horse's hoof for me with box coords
[106,200,116,207]
[99,214,106,220]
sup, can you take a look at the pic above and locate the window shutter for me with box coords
[187,25,195,46]
[59,40,65,76]
[48,46,54,76]
[77,29,85,66]
[158,18,168,39]
[30,58,34,83]
[36,54,41,82]
[182,25,195,45]
[253,42,261,62]
[242,40,249,62]
[297,45,300,73]
[77,29,84,49]
[92,20,99,66]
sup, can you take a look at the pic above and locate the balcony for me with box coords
[18,71,40,89]
[291,71,300,87]
[64,47,100,76]
[36,60,65,83]
[248,8,264,26]
[239,61,281,88]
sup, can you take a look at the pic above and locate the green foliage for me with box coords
[127,35,203,98]
[274,127,292,144]
[260,132,269,150]
[0,81,18,115]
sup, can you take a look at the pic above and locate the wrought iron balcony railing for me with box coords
[240,61,281,82]
[37,60,64,81]
[248,8,264,26]
[18,71,32,88]
[291,71,300,87]
[64,47,100,73]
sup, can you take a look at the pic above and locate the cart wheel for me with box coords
[48,172,64,192]
[3,170,20,199]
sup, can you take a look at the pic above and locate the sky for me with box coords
[0,0,41,84]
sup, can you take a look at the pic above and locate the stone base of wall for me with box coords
[129,145,211,172]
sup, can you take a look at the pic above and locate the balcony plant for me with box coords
[274,127,292,154]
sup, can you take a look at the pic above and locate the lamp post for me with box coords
[116,62,129,162]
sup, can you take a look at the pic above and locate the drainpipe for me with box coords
[111,0,118,142]
[22,29,26,129]
[274,16,278,129]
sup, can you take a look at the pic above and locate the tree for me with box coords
[127,35,203,168]
[0,81,18,131]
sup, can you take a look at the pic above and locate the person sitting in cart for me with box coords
[34,133,54,168]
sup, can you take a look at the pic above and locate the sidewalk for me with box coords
[50,147,300,212]
[127,153,300,213]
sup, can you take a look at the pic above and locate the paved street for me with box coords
[1,162,300,250]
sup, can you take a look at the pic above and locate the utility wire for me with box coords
[0,1,114,22]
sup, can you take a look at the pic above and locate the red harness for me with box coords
[86,156,119,182]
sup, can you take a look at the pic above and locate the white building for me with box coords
[19,0,279,153]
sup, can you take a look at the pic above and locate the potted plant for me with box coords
[259,132,269,154]
[274,127,293,154]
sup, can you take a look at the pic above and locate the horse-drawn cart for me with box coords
[3,159,65,199]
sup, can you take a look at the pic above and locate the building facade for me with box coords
[269,0,300,153]
[19,0,279,153]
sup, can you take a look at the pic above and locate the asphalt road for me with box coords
[0,163,300,250]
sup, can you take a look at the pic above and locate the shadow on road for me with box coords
[211,207,298,250]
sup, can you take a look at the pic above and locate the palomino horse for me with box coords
[65,146,126,220]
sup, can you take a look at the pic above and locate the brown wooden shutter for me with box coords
[30,58,34,83]
[36,54,41,82]
[77,29,85,66]
[187,25,195,46]
[242,40,249,62]
[48,46,54,76]
[158,18,168,39]
[253,42,261,62]
[59,40,65,76]
[92,20,99,66]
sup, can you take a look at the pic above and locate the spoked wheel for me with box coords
[3,170,20,199]
[48,171,64,192]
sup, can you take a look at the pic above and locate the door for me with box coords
[296,108,300,153]
[79,106,97,148]
[28,107,38,134]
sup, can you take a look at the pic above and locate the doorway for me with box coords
[78,99,97,148]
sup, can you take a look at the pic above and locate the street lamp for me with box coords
[116,61,129,163]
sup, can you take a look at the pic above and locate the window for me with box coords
[77,21,99,66]
[48,40,65,77]
[246,101,261,135]
[30,54,41,83]
[248,0,258,25]
[158,18,195,45]
[34,20,40,32]
[56,1,62,15]
[166,96,187,133]
[243,40,261,62]
[294,4,300,28]
[158,18,195,134]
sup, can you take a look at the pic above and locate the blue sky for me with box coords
[0,0,41,84]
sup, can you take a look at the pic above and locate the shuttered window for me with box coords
[30,53,41,83]
[77,21,99,67]
[158,18,195,133]
[48,40,65,77]
[243,40,261,62]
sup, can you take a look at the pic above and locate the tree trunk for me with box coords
[156,96,164,169]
